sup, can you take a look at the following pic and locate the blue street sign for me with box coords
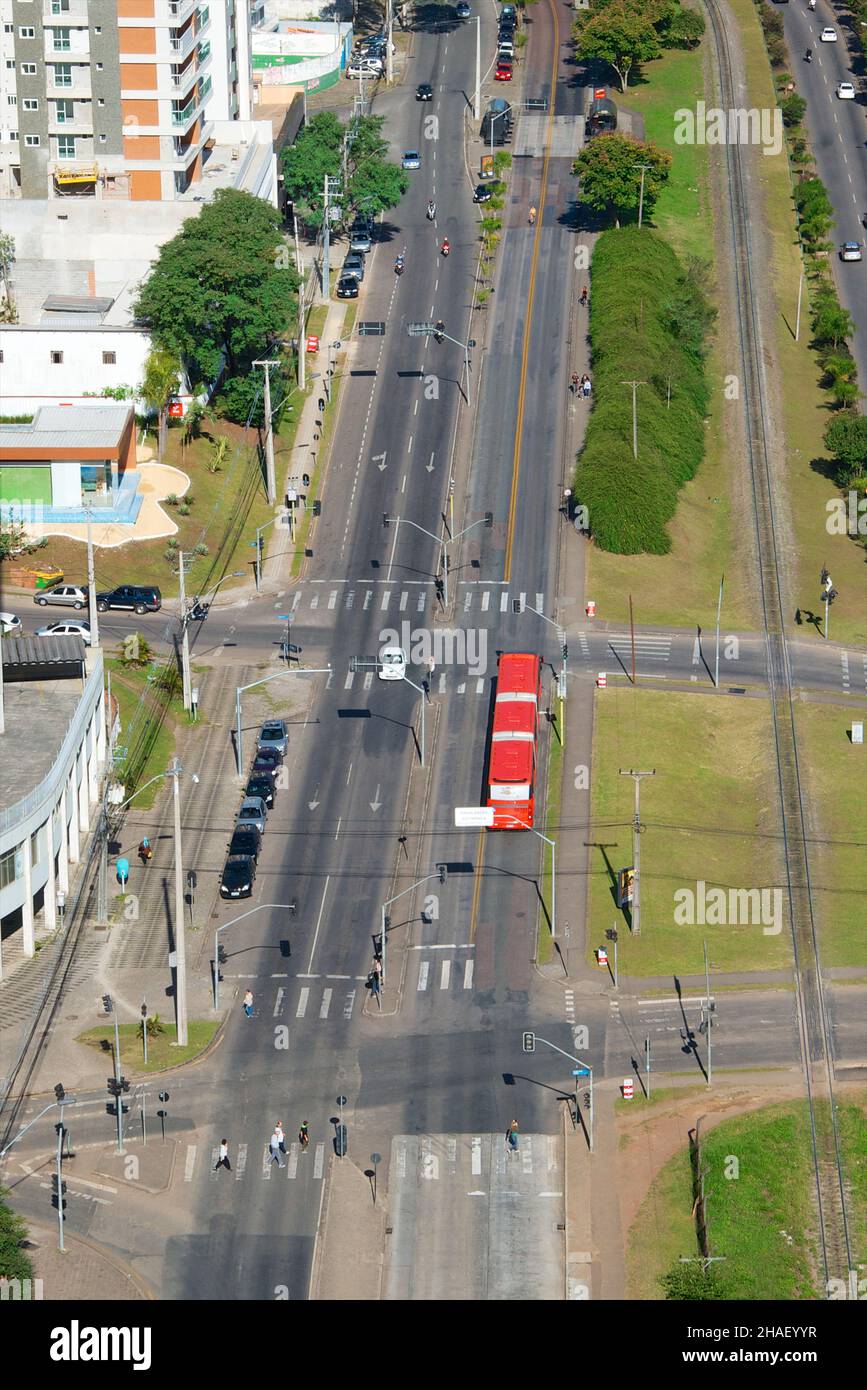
[572,1067,590,1076]
[277,614,291,620]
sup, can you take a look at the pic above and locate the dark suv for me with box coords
[96,584,162,614]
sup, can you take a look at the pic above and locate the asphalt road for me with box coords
[783,1,867,389]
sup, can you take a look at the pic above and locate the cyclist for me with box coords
[299,1121,310,1150]
[528,206,537,225]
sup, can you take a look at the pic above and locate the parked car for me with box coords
[228,824,261,862]
[220,855,256,899]
[236,795,268,835]
[497,38,514,57]
[347,61,382,79]
[34,583,88,610]
[35,619,92,645]
[836,81,856,99]
[257,719,288,757]
[474,183,494,202]
[378,646,407,681]
[0,611,22,635]
[342,252,366,282]
[96,584,161,614]
[416,82,434,101]
[495,60,513,81]
[246,772,275,808]
[337,276,360,298]
[401,150,421,170]
[349,226,372,253]
[840,241,862,261]
[820,25,838,40]
[251,747,282,778]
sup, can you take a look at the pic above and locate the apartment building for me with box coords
[0,0,253,200]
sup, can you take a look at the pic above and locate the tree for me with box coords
[140,348,180,461]
[824,414,867,485]
[134,189,298,419]
[282,112,408,229]
[660,1260,727,1300]
[0,230,16,323]
[812,300,855,350]
[281,112,344,224]
[574,133,671,224]
[576,4,661,90]
[658,6,705,47]
[779,93,806,128]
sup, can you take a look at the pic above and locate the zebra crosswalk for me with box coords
[286,584,542,619]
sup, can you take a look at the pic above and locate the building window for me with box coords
[20,62,37,75]
[95,62,103,70]
[31,826,44,867]
[53,63,72,87]
[10,131,18,141]
[94,25,101,34]
[24,133,39,146]
[54,98,73,122]
[22,98,39,111]
[52,0,71,12]
[7,95,17,106]
[6,60,16,70]
[53,28,71,51]
[0,351,4,363]
[0,848,22,890]
[98,133,106,143]
[51,349,63,363]
[97,98,105,107]
[102,350,116,365]
[57,134,75,158]
[3,24,13,34]
[19,26,36,39]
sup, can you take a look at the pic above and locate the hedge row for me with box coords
[573,226,712,553]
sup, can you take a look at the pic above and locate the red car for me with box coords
[495,61,512,81]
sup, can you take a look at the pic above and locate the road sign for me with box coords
[622,1078,634,1099]
[358,321,386,336]
[853,722,864,745]
[407,321,436,336]
[596,672,607,688]
[454,806,495,828]
[277,613,291,620]
[572,1067,590,1076]
[306,335,319,353]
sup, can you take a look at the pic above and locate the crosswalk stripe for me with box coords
[481,590,490,611]
[476,678,485,695]
[236,1143,247,1179]
[381,591,391,610]
[320,988,332,1019]
[464,959,474,990]
[418,961,430,991]
[287,1144,299,1179]
[438,673,446,693]
[364,590,372,610]
[500,592,508,612]
[209,1145,219,1179]
[464,592,472,612]
[296,987,309,1018]
[440,960,451,990]
[400,590,408,611]
[310,594,319,609]
[536,593,544,613]
[184,1145,197,1182]
[346,590,354,608]
[418,591,426,611]
[519,591,526,612]
[343,989,356,1018]
[344,671,355,689]
[313,1142,325,1179]
[262,1148,272,1180]
[292,591,301,612]
[364,671,373,691]
[457,682,466,694]
[328,590,338,610]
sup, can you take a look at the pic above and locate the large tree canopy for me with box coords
[281,112,408,228]
[574,133,671,224]
[134,188,298,392]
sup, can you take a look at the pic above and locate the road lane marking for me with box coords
[344,671,355,689]
[296,988,310,1018]
[328,590,338,609]
[184,1145,197,1182]
[314,1143,325,1179]
[500,592,508,612]
[418,961,430,991]
[288,1144,299,1179]
[464,959,474,989]
[273,987,285,1017]
[400,590,408,611]
[305,876,330,976]
[481,591,490,611]
[440,960,451,989]
[236,1143,247,1179]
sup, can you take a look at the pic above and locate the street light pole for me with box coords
[619,769,655,937]
[253,359,280,504]
[171,759,188,1048]
[633,162,651,228]
[621,380,646,460]
[177,549,192,711]
[502,815,556,939]
[714,574,724,689]
[86,509,100,651]
[234,667,331,776]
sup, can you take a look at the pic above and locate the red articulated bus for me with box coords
[486,652,543,828]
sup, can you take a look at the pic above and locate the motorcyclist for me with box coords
[427,199,436,220]
[441,237,450,256]
[528,205,537,225]
[805,47,812,60]
[395,254,405,274]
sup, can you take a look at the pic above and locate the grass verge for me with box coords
[107,656,187,808]
[537,704,564,966]
[587,686,790,975]
[75,1019,219,1074]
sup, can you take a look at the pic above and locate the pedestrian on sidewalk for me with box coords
[138,837,152,865]
[215,1139,231,1171]
[570,373,580,395]
[243,989,253,1018]
[269,1130,285,1168]
[580,285,588,307]
[275,1122,286,1155]
[581,374,592,398]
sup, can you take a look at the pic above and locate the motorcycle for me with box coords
[805,48,812,61]
[189,600,210,621]
[426,201,436,220]
[395,257,404,276]
[441,239,450,257]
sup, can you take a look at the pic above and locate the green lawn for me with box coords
[586,687,791,975]
[107,655,188,808]
[627,1101,823,1299]
[75,1019,219,1074]
[791,704,867,966]
[538,706,564,965]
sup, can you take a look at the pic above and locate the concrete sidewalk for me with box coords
[24,1221,152,1301]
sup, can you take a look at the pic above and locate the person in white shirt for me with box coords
[215,1139,231,1171]
[269,1131,285,1168]
[275,1122,286,1155]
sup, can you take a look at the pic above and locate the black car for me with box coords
[246,773,275,808]
[474,183,494,202]
[251,745,281,771]
[220,855,256,899]
[337,276,359,299]
[416,83,434,101]
[228,825,261,862]
[96,584,162,614]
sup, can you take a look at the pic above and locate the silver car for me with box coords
[35,619,92,645]
[256,719,288,757]
[236,796,267,835]
[34,583,88,610]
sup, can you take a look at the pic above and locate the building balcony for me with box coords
[44,36,88,62]
[47,116,93,136]
[42,4,90,24]
[170,43,209,94]
[164,0,198,23]
[171,94,199,129]
[47,73,92,98]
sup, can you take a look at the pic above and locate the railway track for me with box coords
[704,0,854,1293]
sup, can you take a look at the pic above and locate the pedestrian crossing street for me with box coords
[284,582,550,619]
[197,1140,327,1183]
[235,951,478,1024]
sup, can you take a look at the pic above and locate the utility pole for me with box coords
[386,0,393,84]
[171,758,189,1048]
[645,1035,651,1098]
[703,939,713,1087]
[86,508,100,650]
[322,172,331,301]
[621,380,646,460]
[177,550,192,712]
[619,769,655,936]
[633,162,652,228]
[629,593,637,686]
[474,15,480,119]
[253,360,279,504]
[714,574,724,689]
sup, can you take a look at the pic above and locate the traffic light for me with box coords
[51,1175,67,1212]
[54,1083,65,1103]
[522,1031,535,1054]
[312,499,322,517]
[218,942,228,965]
[561,643,568,662]
[583,1090,591,1110]
[512,598,524,614]
[102,994,113,1014]
[121,1077,130,1094]
[279,940,291,958]
[107,1077,121,1097]
[437,863,448,884]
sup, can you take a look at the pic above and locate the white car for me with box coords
[820,26,838,41]
[35,619,92,645]
[0,611,22,635]
[836,82,856,99]
[840,241,862,261]
[378,647,407,681]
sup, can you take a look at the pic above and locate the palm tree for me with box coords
[141,348,181,461]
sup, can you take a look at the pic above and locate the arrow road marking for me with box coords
[308,786,320,810]
[426,453,435,473]
[370,783,382,812]
[373,452,388,472]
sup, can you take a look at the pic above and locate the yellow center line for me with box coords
[468,829,486,942]
[503,0,562,585]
